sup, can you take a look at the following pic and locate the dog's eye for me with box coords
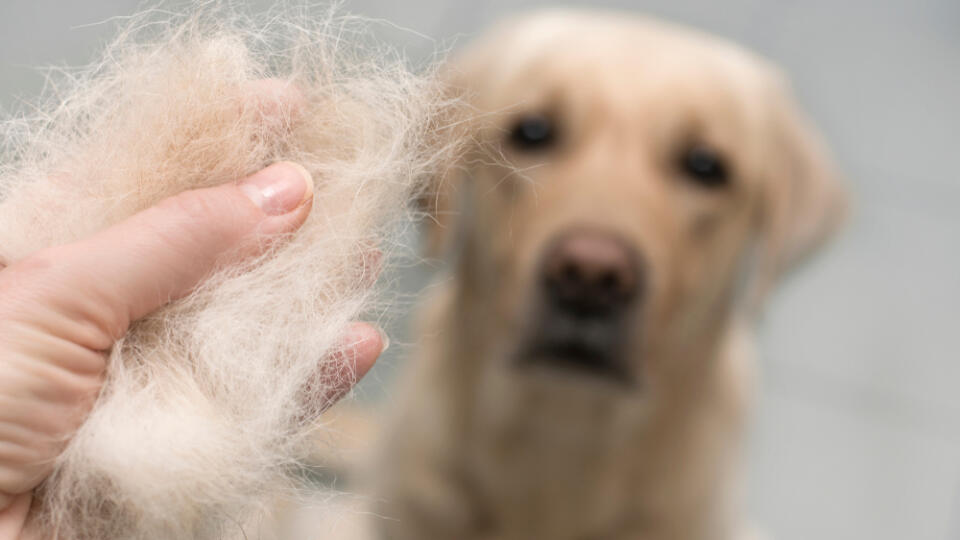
[678,146,729,188]
[508,114,556,152]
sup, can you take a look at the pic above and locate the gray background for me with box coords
[2,1,958,539]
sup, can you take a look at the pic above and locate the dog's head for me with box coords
[426,11,846,391]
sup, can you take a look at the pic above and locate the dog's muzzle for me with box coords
[518,228,643,384]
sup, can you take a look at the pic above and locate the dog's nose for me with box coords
[542,229,640,314]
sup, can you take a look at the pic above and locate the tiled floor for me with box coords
[2,1,957,539]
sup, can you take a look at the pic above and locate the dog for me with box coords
[369,9,846,540]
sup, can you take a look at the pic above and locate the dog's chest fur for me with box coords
[375,286,751,540]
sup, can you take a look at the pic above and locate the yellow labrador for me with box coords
[371,9,846,540]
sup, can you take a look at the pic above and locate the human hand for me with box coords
[0,161,384,539]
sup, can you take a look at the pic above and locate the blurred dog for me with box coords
[372,10,846,540]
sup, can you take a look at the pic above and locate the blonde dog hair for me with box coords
[0,4,456,539]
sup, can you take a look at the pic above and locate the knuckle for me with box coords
[161,190,223,224]
[10,247,60,277]
[53,369,104,405]
[153,187,258,256]
[0,247,64,307]
[0,463,37,495]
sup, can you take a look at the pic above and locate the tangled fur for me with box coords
[0,4,456,539]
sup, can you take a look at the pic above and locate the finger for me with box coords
[2,162,314,349]
[359,245,383,288]
[0,80,301,277]
[315,322,386,411]
[0,492,30,540]
[340,322,386,383]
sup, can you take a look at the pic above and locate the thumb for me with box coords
[3,161,314,348]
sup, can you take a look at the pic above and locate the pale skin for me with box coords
[0,86,385,539]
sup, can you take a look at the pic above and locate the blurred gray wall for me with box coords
[2,1,958,539]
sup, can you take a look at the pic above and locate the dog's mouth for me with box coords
[516,312,636,386]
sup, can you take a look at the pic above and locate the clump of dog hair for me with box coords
[0,4,458,539]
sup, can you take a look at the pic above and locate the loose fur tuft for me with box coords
[0,4,458,539]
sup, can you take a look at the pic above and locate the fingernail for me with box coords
[239,161,314,215]
[374,325,390,354]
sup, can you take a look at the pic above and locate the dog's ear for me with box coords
[749,72,848,305]
[416,43,495,258]
[417,152,467,258]
[415,82,474,258]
